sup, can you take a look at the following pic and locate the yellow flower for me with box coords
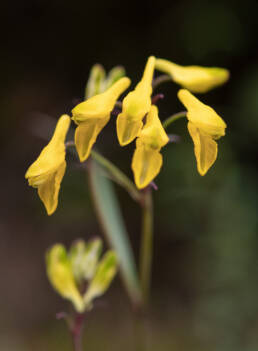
[72,77,131,162]
[46,244,84,313]
[132,105,169,189]
[117,56,156,146]
[25,114,71,215]
[178,89,227,175]
[155,59,229,93]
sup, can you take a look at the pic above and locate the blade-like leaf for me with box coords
[88,159,142,307]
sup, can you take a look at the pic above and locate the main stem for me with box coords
[139,187,153,305]
[71,313,85,351]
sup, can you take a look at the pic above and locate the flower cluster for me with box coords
[25,57,228,215]
[46,239,118,312]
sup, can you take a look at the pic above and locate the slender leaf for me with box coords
[88,159,142,307]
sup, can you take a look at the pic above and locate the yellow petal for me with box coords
[72,77,131,124]
[116,113,143,146]
[38,161,66,215]
[117,56,155,145]
[155,59,229,93]
[135,55,156,95]
[75,116,109,162]
[25,114,70,180]
[188,122,218,176]
[46,244,84,313]
[178,89,226,139]
[139,105,169,149]
[132,140,163,189]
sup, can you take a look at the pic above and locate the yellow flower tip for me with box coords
[141,56,156,85]
[72,77,131,124]
[47,114,71,148]
[155,58,230,93]
[25,114,70,180]
[134,55,155,100]
[116,57,156,146]
[25,115,70,214]
[177,89,226,138]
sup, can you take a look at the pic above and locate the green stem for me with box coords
[152,74,171,90]
[139,188,153,305]
[65,142,141,202]
[162,111,187,129]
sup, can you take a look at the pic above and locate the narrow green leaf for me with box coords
[88,159,142,307]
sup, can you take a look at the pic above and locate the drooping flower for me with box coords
[155,59,229,93]
[72,77,131,162]
[177,89,227,175]
[117,56,156,146]
[25,114,71,215]
[132,105,169,189]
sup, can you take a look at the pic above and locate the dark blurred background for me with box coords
[1,0,258,350]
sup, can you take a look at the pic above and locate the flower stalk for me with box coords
[139,187,153,305]
[162,111,187,129]
[152,74,171,90]
[70,312,85,351]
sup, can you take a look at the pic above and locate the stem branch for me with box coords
[162,111,187,129]
[152,74,171,90]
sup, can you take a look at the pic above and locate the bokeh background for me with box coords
[1,0,258,350]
